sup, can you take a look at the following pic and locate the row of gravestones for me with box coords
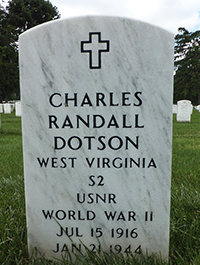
[2,100,195,120]
[173,100,194,122]
[0,102,21,116]
[0,102,21,129]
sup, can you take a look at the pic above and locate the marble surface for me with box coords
[0,104,3,113]
[173,104,177,114]
[196,105,200,111]
[3,103,11,114]
[177,100,192,122]
[19,16,174,261]
[15,101,22,116]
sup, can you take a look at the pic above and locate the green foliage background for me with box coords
[0,0,60,102]
[174,28,200,105]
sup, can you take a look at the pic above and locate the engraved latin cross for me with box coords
[81,32,110,69]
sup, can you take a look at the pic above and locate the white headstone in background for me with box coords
[177,100,192,122]
[196,105,200,112]
[19,16,174,261]
[10,102,15,112]
[0,104,3,113]
[0,104,3,129]
[173,104,177,114]
[15,101,22,116]
[3,103,11,114]
[190,104,193,114]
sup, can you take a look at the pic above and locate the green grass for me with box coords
[170,110,200,264]
[0,114,23,178]
[0,111,200,264]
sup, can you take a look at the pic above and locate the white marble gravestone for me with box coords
[15,101,22,116]
[173,104,177,114]
[19,16,174,261]
[0,104,3,113]
[196,105,200,112]
[177,100,192,122]
[0,104,2,128]
[10,102,15,112]
[3,103,11,114]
